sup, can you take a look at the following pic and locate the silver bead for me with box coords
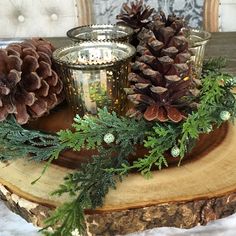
[220,111,231,121]
[171,146,180,158]
[206,125,213,133]
[103,133,115,144]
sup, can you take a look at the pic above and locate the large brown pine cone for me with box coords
[118,1,199,123]
[0,38,64,124]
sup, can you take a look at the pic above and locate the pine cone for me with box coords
[124,11,199,123]
[117,0,154,29]
[0,38,64,124]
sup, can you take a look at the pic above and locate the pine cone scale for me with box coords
[15,102,29,124]
[8,55,22,71]
[144,104,159,121]
[8,70,21,87]
[22,55,39,73]
[166,106,183,122]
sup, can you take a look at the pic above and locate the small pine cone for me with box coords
[0,38,64,124]
[117,0,154,29]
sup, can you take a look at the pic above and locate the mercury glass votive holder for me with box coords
[67,24,134,43]
[53,41,135,116]
[188,29,211,77]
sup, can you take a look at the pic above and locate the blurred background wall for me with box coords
[0,0,235,38]
[94,0,204,28]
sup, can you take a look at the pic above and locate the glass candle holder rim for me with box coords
[66,24,134,42]
[187,28,212,46]
[52,41,136,70]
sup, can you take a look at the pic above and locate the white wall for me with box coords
[219,0,236,31]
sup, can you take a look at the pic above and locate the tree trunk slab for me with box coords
[0,123,236,235]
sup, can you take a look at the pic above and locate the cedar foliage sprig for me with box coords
[42,147,136,235]
[202,56,227,74]
[58,107,150,152]
[178,73,225,159]
[42,110,151,235]
[108,122,179,178]
[0,116,61,161]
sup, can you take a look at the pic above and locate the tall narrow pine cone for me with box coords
[125,10,199,123]
[0,38,64,124]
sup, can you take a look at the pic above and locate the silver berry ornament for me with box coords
[220,111,231,121]
[71,228,80,236]
[171,146,180,158]
[103,133,115,144]
[206,125,213,133]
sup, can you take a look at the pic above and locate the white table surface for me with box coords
[1,200,236,236]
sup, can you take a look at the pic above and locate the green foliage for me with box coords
[42,110,150,235]
[58,107,149,152]
[42,148,130,236]
[0,116,61,162]
[178,73,225,159]
[110,123,178,178]
[202,57,227,74]
[42,196,88,236]
[110,68,236,177]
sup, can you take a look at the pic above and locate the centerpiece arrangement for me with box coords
[0,1,236,236]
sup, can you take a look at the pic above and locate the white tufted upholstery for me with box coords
[0,0,93,37]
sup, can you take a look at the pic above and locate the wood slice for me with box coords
[1,118,236,235]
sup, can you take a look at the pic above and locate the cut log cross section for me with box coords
[0,119,236,235]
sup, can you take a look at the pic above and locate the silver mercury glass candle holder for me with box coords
[67,24,134,43]
[53,41,136,116]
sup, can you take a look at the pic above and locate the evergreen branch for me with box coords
[42,195,88,236]
[202,57,227,75]
[41,109,149,235]
[42,146,131,236]
[109,122,178,178]
[110,71,236,177]
[0,116,61,162]
[58,107,150,152]
[178,73,225,159]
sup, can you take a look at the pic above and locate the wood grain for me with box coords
[0,122,236,235]
[76,0,94,25]
[203,0,219,32]
[205,32,236,75]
